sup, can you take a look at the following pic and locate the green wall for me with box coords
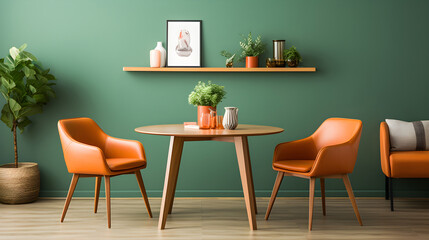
[1,0,429,198]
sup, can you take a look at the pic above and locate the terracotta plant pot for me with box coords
[198,106,216,128]
[0,162,40,204]
[245,56,258,68]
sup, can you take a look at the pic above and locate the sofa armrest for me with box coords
[380,122,391,177]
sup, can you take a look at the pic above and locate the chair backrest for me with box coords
[58,117,108,151]
[312,118,362,151]
[308,118,363,176]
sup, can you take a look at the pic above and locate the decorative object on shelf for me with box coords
[0,44,56,204]
[220,50,236,68]
[239,32,266,68]
[284,46,302,67]
[167,20,202,67]
[150,49,161,68]
[266,59,286,68]
[273,40,285,61]
[188,81,226,128]
[266,58,276,68]
[154,42,166,67]
[223,107,239,130]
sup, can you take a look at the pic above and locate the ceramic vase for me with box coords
[150,50,161,68]
[154,42,166,67]
[223,107,239,130]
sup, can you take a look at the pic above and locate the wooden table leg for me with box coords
[242,136,257,215]
[234,136,257,230]
[167,149,182,215]
[158,136,184,230]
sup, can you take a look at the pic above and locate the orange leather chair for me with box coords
[380,122,429,211]
[265,118,363,230]
[58,117,152,228]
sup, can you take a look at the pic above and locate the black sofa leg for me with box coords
[389,177,394,211]
[385,176,389,200]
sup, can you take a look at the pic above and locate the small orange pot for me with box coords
[197,106,216,128]
[246,56,259,68]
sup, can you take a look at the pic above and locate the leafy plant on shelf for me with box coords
[283,46,303,62]
[220,50,236,67]
[0,44,56,168]
[239,32,265,60]
[188,81,226,107]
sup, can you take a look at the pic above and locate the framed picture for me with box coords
[167,20,202,67]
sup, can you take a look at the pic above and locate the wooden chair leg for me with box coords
[342,175,363,226]
[265,172,284,220]
[105,176,111,228]
[135,170,153,218]
[94,176,102,213]
[320,178,326,216]
[308,177,316,231]
[61,174,79,222]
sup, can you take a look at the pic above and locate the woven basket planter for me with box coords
[0,162,40,204]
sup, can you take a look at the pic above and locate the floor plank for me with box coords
[1,197,429,240]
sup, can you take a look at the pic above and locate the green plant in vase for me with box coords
[283,46,303,67]
[220,50,236,68]
[188,81,226,128]
[239,32,266,68]
[0,44,56,204]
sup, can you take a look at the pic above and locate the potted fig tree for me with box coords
[239,32,265,68]
[188,81,226,128]
[0,44,56,204]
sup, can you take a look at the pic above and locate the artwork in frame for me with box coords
[167,20,202,67]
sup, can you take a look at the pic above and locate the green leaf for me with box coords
[29,85,37,94]
[17,117,31,133]
[18,105,42,118]
[46,74,56,80]
[0,62,9,72]
[8,98,22,117]
[23,66,31,77]
[33,94,47,103]
[1,77,10,89]
[25,95,36,104]
[0,85,9,101]
[19,43,27,51]
[22,51,37,61]
[1,105,14,129]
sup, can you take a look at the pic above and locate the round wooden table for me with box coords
[135,124,284,230]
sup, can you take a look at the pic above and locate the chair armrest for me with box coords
[309,142,357,176]
[64,141,111,175]
[380,122,391,177]
[273,137,317,162]
[104,136,146,160]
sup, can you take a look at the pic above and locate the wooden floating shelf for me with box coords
[123,67,316,72]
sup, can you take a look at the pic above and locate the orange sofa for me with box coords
[380,122,429,211]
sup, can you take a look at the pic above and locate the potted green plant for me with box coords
[220,50,236,68]
[188,81,226,128]
[0,44,56,204]
[239,32,265,68]
[284,46,303,67]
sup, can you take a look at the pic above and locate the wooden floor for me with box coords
[1,197,429,240]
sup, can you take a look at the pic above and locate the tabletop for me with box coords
[135,124,284,137]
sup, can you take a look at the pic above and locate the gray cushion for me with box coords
[385,119,429,151]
